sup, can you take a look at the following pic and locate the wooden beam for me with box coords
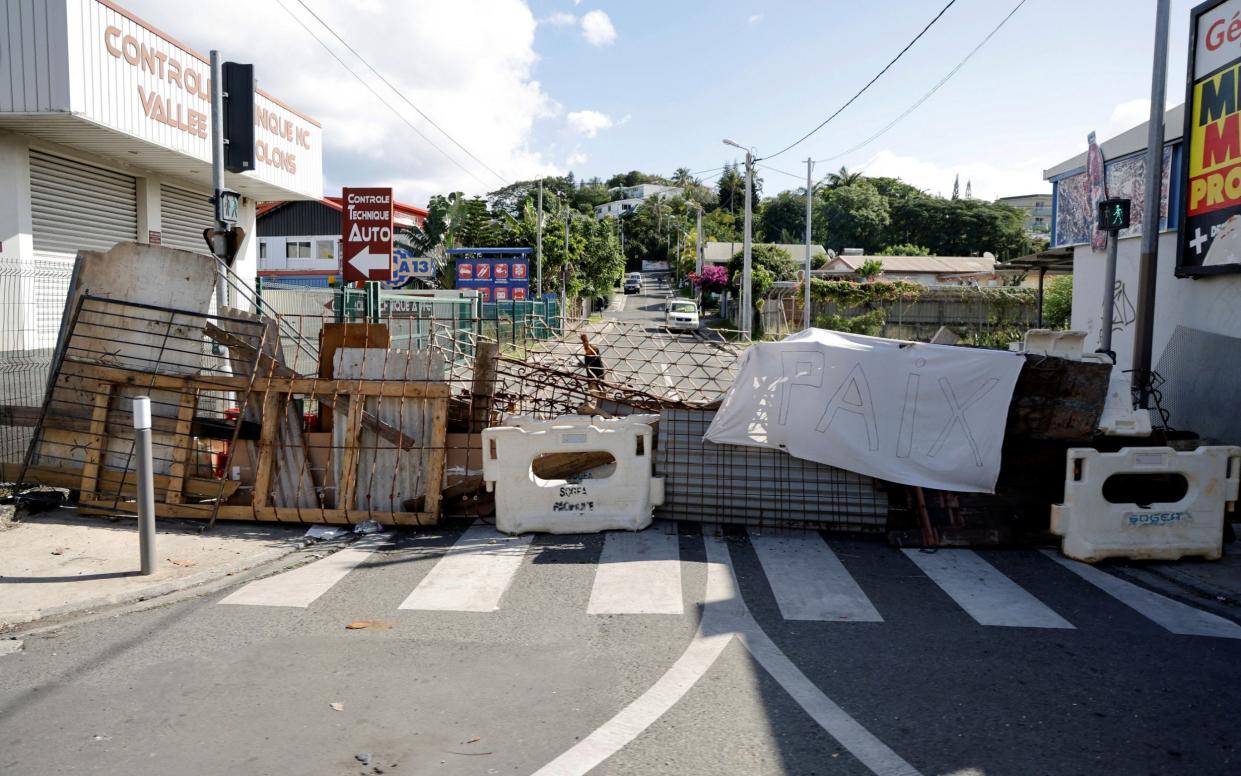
[75,500,440,526]
[469,342,499,432]
[4,463,240,500]
[251,390,283,509]
[337,395,365,511]
[422,396,450,517]
[164,392,198,504]
[60,360,452,399]
[77,387,113,498]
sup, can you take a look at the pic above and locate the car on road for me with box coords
[623,272,642,294]
[664,299,700,331]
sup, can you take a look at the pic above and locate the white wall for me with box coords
[1070,231,1241,367]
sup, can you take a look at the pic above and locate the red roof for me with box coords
[258,197,429,221]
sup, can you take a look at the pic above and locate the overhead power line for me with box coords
[274,0,500,188]
[762,0,958,161]
[293,0,510,185]
[816,0,1027,164]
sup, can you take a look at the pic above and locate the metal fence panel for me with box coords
[655,408,888,531]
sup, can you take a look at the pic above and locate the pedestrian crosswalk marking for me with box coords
[903,549,1074,629]
[588,528,683,615]
[750,532,883,622]
[1042,551,1241,639]
[218,533,392,608]
[398,523,532,612]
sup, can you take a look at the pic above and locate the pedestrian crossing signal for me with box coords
[1097,198,1131,232]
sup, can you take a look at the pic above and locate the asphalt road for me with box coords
[3,282,1239,775]
[1,522,1239,776]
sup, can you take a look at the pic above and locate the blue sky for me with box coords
[122,0,1200,204]
[525,0,1198,199]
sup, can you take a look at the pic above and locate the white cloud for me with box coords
[544,11,576,27]
[566,109,614,138]
[566,149,589,166]
[116,0,561,204]
[859,149,1048,201]
[1108,98,1151,134]
[581,10,617,46]
[748,14,764,24]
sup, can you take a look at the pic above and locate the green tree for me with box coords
[758,190,808,243]
[824,166,862,189]
[880,243,930,256]
[855,258,885,281]
[726,244,797,294]
[716,162,762,214]
[1042,275,1073,329]
[816,182,890,253]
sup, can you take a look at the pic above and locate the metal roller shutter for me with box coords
[160,185,215,254]
[29,150,138,347]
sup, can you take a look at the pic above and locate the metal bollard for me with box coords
[133,396,157,575]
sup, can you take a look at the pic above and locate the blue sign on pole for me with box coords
[450,248,532,302]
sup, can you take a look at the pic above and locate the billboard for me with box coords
[1179,0,1241,276]
[452,249,532,303]
[341,187,393,282]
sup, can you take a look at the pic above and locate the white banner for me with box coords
[704,329,1025,493]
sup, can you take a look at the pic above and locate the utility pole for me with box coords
[1131,0,1170,407]
[804,157,814,330]
[209,50,227,312]
[536,179,543,298]
[563,206,570,328]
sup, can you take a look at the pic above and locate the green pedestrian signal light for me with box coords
[1097,198,1131,232]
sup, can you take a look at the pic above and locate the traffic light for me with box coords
[1097,198,1131,232]
[222,62,255,173]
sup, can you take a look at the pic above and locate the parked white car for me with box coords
[623,272,642,294]
[664,299,700,331]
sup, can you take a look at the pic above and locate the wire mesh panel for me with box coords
[656,408,889,531]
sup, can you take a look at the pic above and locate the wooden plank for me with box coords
[77,387,113,498]
[423,396,450,518]
[251,390,283,509]
[318,323,391,379]
[75,500,439,526]
[469,342,499,432]
[4,463,240,500]
[60,361,451,398]
[337,394,366,511]
[164,392,199,504]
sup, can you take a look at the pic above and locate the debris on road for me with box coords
[305,526,348,541]
[329,702,344,712]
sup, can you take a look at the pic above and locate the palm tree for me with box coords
[671,167,694,188]
[825,166,863,189]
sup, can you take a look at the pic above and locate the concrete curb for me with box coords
[1108,564,1241,625]
[0,537,307,633]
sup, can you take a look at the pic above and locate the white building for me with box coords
[0,0,322,453]
[815,254,1001,286]
[594,183,682,218]
[1045,103,1241,444]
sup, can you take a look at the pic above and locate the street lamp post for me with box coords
[724,139,754,338]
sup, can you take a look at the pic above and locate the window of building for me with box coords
[286,241,311,259]
[258,241,268,259]
[315,239,335,261]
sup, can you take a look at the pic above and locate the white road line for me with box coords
[587,529,683,615]
[750,532,883,622]
[533,534,921,776]
[218,534,391,608]
[1042,551,1241,639]
[398,523,531,612]
[903,549,1073,629]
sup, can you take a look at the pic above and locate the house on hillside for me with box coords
[814,254,1003,286]
[594,183,683,218]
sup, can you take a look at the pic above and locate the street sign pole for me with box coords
[1096,198,1130,361]
[209,51,227,311]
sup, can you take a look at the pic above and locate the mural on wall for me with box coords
[1054,147,1172,247]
